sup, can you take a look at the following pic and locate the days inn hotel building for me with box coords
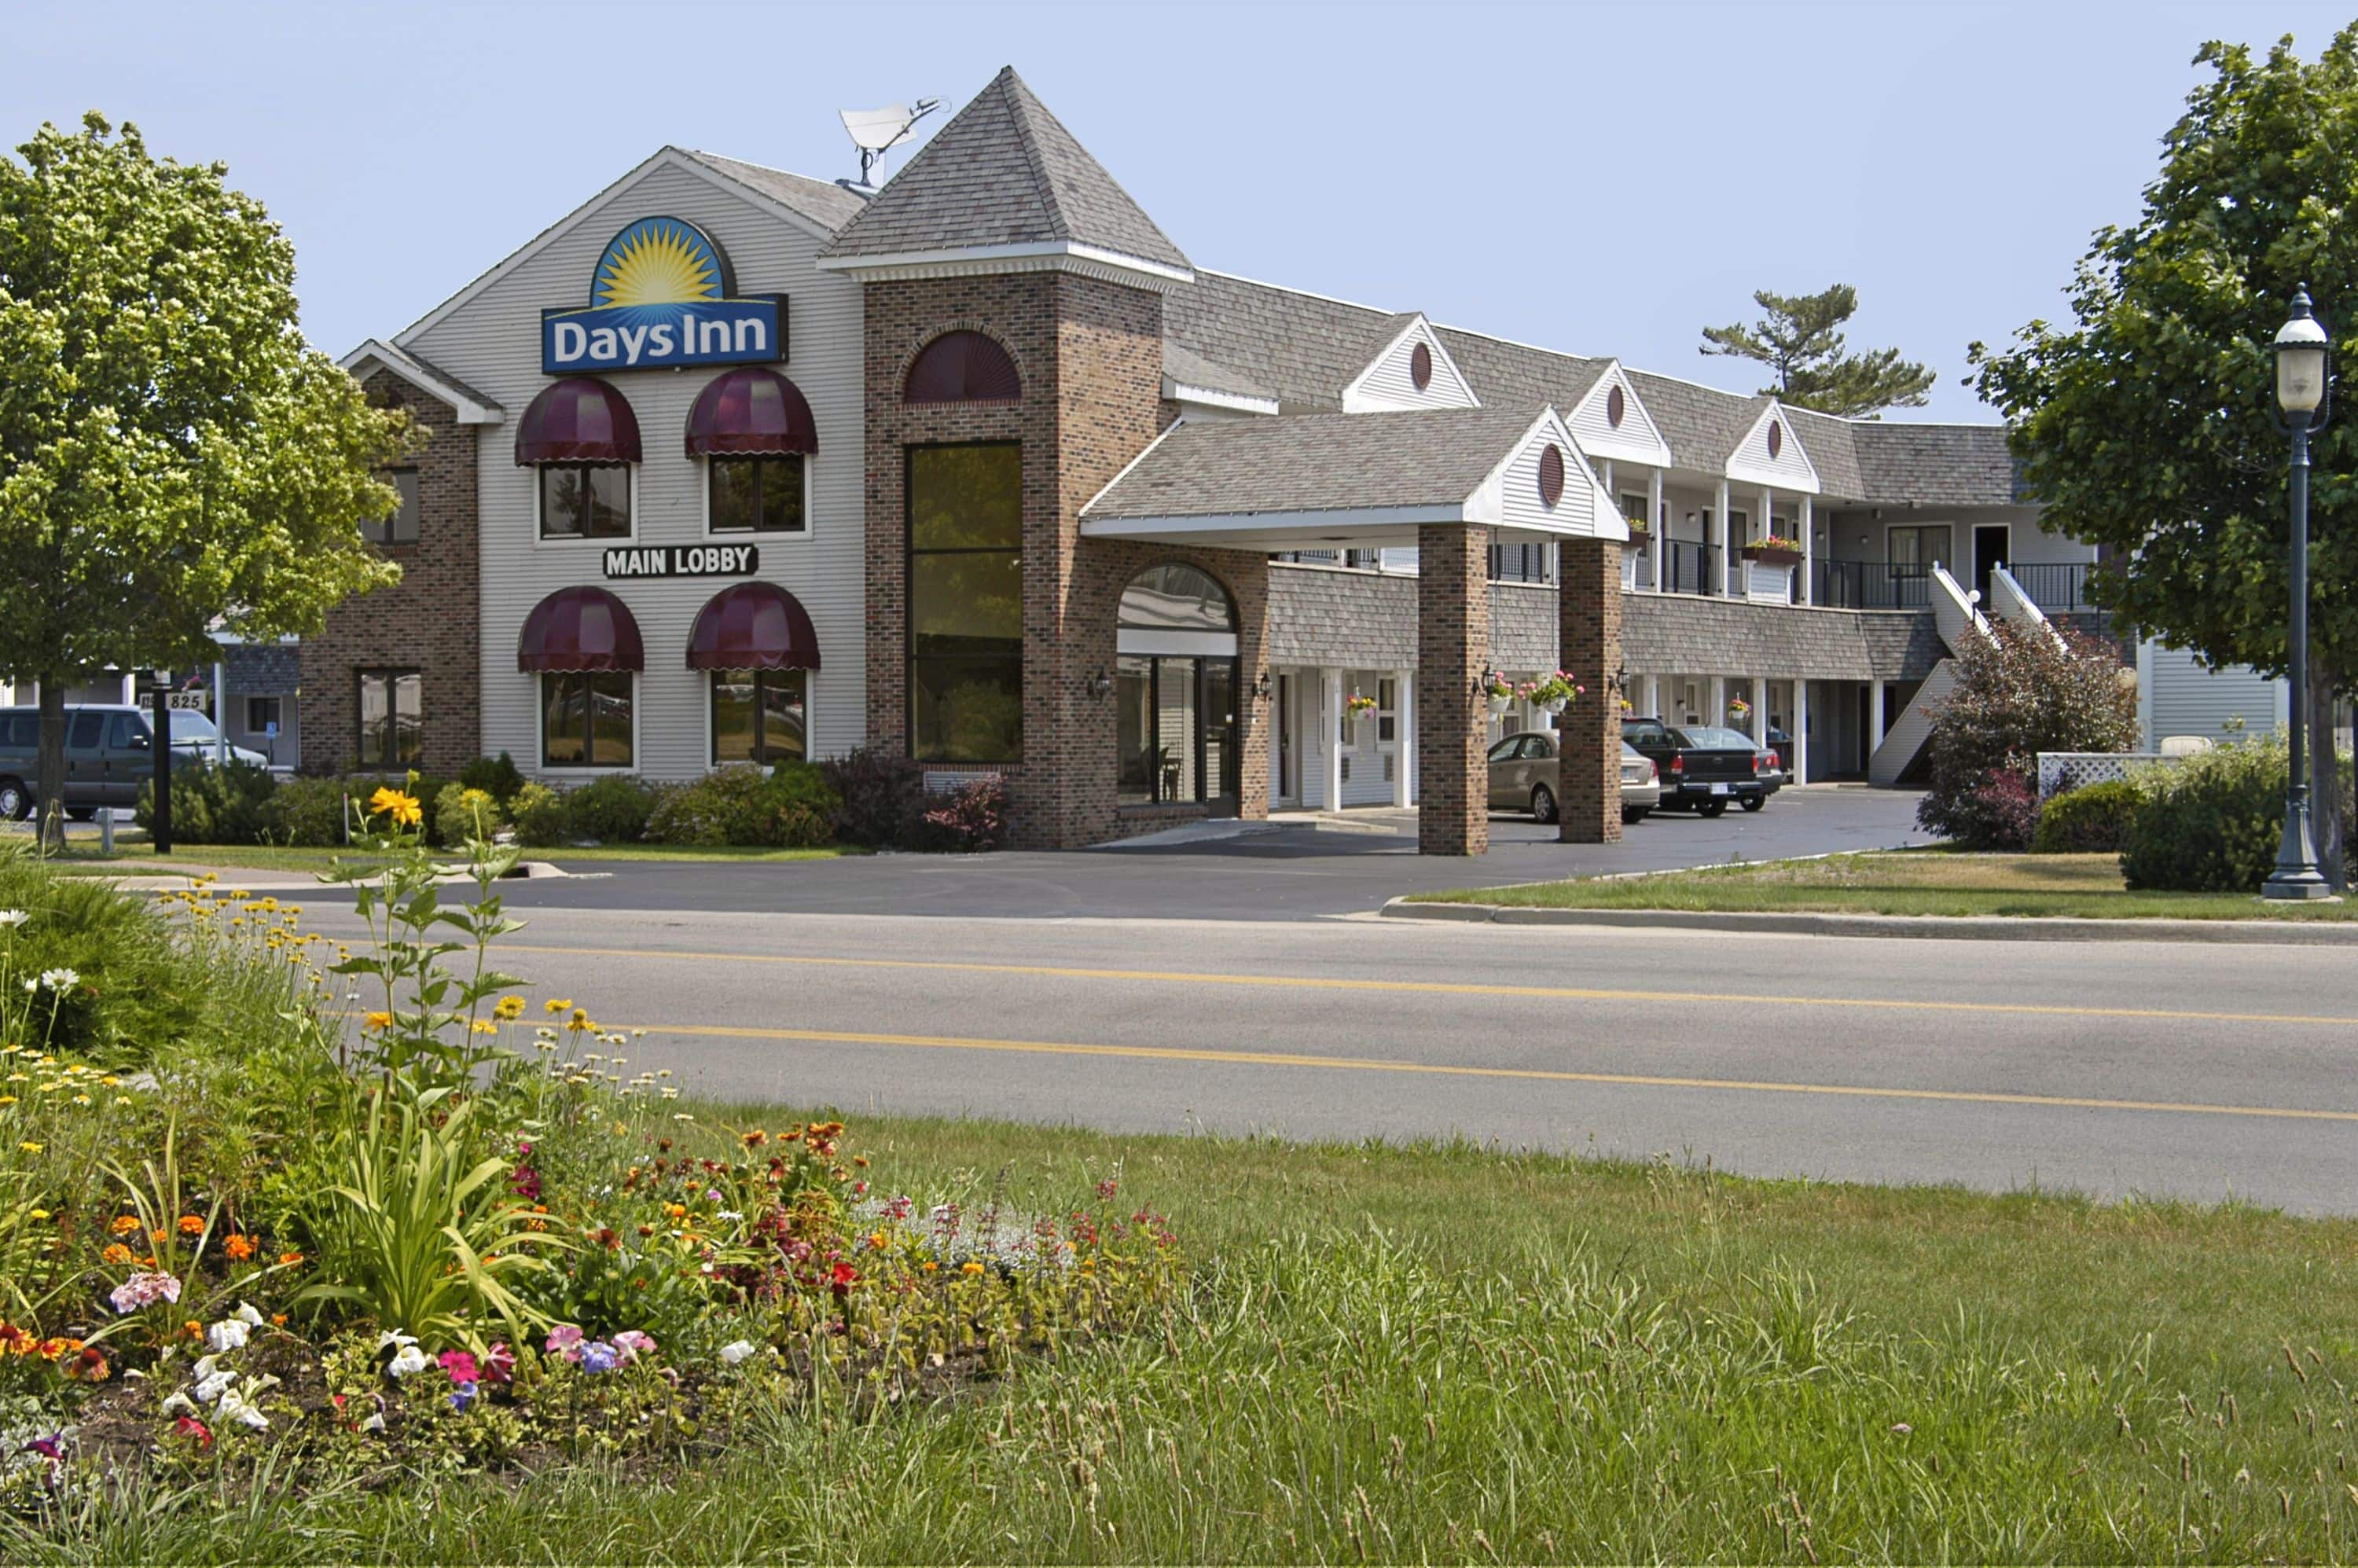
[316,66,2094,854]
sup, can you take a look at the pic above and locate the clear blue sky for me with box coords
[7,2,2351,420]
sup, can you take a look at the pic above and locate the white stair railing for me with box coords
[1987,563,2070,652]
[1929,563,1996,652]
[1868,659,1958,786]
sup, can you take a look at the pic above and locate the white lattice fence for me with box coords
[2035,751,2173,802]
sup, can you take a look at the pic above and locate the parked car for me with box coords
[0,705,266,821]
[1483,731,1662,824]
[1619,717,1780,817]
[1761,725,1793,786]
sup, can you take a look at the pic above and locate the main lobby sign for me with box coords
[602,543,759,580]
[542,217,787,374]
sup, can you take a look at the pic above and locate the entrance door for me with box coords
[1276,673,1296,806]
[1203,659,1238,816]
[1973,524,2010,605]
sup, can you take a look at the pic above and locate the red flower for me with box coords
[829,1261,860,1298]
[174,1415,213,1447]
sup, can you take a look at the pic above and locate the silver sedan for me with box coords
[1485,732,1660,824]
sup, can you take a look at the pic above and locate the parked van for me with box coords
[0,706,267,820]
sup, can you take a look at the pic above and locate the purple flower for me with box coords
[545,1324,584,1362]
[448,1381,476,1413]
[578,1340,621,1375]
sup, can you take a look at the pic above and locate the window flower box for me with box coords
[1739,540,1802,567]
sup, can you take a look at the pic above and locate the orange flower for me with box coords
[183,1320,204,1340]
[108,1215,141,1236]
[270,1313,287,1327]
[101,1243,132,1265]
[177,1215,204,1236]
[367,786,422,828]
[278,1250,304,1266]
[223,1233,255,1261]
[149,1228,167,1247]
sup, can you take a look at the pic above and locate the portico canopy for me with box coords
[685,582,822,671]
[516,377,641,465]
[1080,405,1625,551]
[685,367,819,457]
[518,586,645,672]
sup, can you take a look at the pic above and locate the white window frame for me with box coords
[534,670,641,774]
[700,665,816,772]
[700,453,816,542]
[532,465,640,551]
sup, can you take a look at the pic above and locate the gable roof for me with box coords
[678,149,870,234]
[1163,270,1408,411]
[1848,422,2022,505]
[820,66,1189,274]
[338,340,504,424]
[1780,406,1864,499]
[1085,406,1550,523]
[1431,329,1612,417]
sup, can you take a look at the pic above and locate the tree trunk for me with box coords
[35,681,66,855]
[2313,662,2349,891]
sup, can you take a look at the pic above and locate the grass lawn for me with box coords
[1416,850,2358,920]
[75,1108,2358,1565]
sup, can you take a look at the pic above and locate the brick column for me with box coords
[1557,537,1623,845]
[1416,523,1489,856]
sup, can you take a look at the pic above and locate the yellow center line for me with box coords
[505,943,2358,1030]
[626,1019,2358,1124]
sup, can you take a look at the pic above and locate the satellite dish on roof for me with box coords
[836,100,940,196]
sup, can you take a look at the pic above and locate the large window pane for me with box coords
[909,444,1021,549]
[912,659,1021,764]
[760,457,805,533]
[1204,659,1236,800]
[1157,656,1199,802]
[542,675,586,766]
[541,465,632,540]
[391,673,422,765]
[907,442,1023,762]
[709,461,759,533]
[711,669,806,764]
[541,468,586,539]
[1116,655,1155,805]
[587,468,630,538]
[587,673,633,765]
[358,669,422,767]
[758,670,806,762]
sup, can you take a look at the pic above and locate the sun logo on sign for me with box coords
[592,218,722,310]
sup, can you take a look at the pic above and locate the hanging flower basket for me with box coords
[1481,670,1515,713]
[1344,692,1379,718]
[1528,670,1584,714]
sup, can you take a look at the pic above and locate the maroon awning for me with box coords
[518,586,645,672]
[516,377,641,465]
[685,367,819,457]
[685,582,822,672]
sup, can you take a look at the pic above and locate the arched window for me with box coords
[1115,564,1240,811]
[905,330,1021,404]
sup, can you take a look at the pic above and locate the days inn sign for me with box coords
[542,217,787,374]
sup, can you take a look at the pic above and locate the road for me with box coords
[303,902,2358,1216]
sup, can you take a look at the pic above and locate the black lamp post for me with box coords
[145,670,174,857]
[2264,285,2334,900]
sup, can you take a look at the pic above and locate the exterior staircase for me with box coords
[1868,564,1994,785]
[1986,563,2069,652]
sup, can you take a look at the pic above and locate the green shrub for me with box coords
[132,758,278,844]
[432,782,510,849]
[457,752,527,805]
[509,781,571,847]
[564,775,656,843]
[645,764,839,846]
[2033,778,2147,854]
[262,777,355,846]
[820,746,930,846]
[1918,622,2140,848]
[0,850,208,1065]
[2121,738,2288,892]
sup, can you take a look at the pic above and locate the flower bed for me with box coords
[0,794,1179,1510]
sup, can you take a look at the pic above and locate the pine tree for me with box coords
[1700,285,1935,418]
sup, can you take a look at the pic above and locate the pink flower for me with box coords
[612,1330,656,1363]
[107,1272,182,1314]
[544,1324,584,1362]
[483,1342,516,1384]
[438,1350,480,1385]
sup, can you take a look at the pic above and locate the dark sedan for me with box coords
[1620,718,1781,817]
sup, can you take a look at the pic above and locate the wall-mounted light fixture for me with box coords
[1253,671,1273,702]
[1087,667,1113,700]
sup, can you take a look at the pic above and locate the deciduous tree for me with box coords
[1968,28,2358,887]
[0,113,407,849]
[1700,284,1934,417]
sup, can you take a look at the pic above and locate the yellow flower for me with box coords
[961,1261,985,1276]
[494,997,525,1021]
[367,787,422,827]
[17,1142,40,1155]
[545,998,573,1015]
[363,1011,395,1032]
[470,1019,499,1036]
[0,1096,14,1107]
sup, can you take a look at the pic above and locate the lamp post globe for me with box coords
[2264,285,2334,900]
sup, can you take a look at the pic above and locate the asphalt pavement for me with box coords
[494,786,1933,920]
[297,899,2358,1216]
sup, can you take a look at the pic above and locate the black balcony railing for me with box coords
[1487,542,1552,584]
[1659,538,1718,596]
[1813,557,1933,610]
[2005,561,2095,613]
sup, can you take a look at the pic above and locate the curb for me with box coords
[1379,899,2358,945]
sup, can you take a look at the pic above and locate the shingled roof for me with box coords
[821,67,1189,272]
[1086,407,1546,521]
[1162,271,1409,410]
[680,149,871,234]
[1434,330,1612,418]
[1848,423,2022,505]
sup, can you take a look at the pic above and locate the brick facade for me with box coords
[860,270,1269,849]
[1558,538,1623,845]
[297,371,481,777]
[1416,523,1489,857]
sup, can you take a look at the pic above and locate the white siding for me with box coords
[1342,319,1480,412]
[401,162,866,781]
[1493,415,1619,539]
[1566,365,1673,469]
[2143,643,2286,750]
[1724,404,1820,494]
